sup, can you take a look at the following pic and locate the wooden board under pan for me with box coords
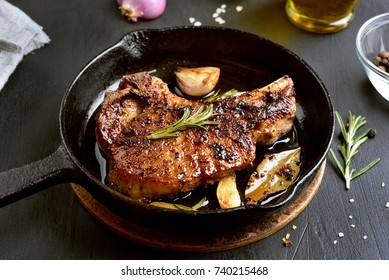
[71,161,326,252]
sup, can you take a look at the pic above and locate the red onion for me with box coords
[117,0,166,22]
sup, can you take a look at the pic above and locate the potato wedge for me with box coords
[216,173,241,209]
[174,66,220,97]
[245,147,301,205]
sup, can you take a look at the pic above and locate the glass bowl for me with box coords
[356,13,389,101]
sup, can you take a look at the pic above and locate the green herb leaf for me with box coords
[330,111,380,190]
[147,105,220,140]
[150,197,208,211]
[191,197,207,210]
[173,204,196,211]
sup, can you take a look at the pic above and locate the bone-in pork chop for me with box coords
[96,72,296,202]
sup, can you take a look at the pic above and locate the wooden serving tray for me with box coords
[71,161,325,252]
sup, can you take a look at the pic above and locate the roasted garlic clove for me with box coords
[174,66,220,97]
[216,173,241,209]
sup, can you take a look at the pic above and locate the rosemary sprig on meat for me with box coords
[147,104,220,139]
[330,111,380,190]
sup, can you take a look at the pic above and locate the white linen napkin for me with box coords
[0,0,50,91]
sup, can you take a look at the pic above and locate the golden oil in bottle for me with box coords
[285,0,359,33]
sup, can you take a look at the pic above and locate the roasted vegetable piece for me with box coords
[245,147,301,205]
[216,173,241,209]
[174,66,220,97]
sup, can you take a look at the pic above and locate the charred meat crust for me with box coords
[96,72,296,202]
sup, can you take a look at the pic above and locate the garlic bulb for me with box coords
[117,0,166,22]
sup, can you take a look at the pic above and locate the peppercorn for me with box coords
[368,128,377,138]
[379,51,389,59]
[373,51,389,73]
[373,56,381,66]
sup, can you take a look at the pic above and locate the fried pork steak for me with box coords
[96,72,296,202]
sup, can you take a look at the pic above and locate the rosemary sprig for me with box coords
[147,104,220,139]
[330,111,380,190]
[174,197,208,211]
[150,197,208,211]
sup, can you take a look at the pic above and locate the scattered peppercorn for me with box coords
[367,128,377,138]
[282,233,292,247]
[373,51,389,73]
[283,239,292,247]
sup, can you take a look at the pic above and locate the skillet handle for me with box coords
[0,144,82,208]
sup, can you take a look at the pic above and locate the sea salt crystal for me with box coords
[338,232,344,238]
[349,215,353,219]
[349,198,355,203]
[363,235,368,240]
[236,6,243,12]
[382,182,385,188]
[188,17,201,26]
[216,7,226,14]
[385,202,389,208]
[215,17,226,24]
[350,224,355,228]
[333,240,338,244]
